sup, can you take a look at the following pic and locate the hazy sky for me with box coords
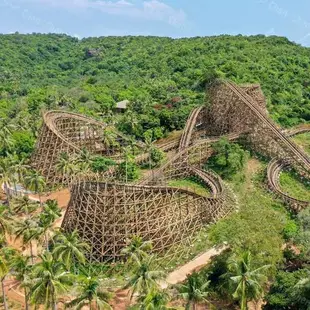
[1,0,310,46]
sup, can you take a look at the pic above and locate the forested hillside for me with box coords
[1,33,310,144]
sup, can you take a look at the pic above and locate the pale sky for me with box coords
[0,0,310,46]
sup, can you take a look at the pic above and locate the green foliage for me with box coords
[90,156,116,173]
[279,170,310,201]
[168,178,210,197]
[0,34,310,146]
[117,161,139,181]
[11,131,35,158]
[283,219,299,240]
[264,269,309,310]
[208,173,286,267]
[207,139,247,179]
[150,147,165,167]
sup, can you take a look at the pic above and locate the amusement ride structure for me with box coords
[32,80,310,263]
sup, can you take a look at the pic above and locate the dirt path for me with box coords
[161,245,227,289]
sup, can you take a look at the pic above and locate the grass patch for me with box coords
[279,170,310,201]
[168,178,210,197]
[208,158,288,268]
[292,132,310,154]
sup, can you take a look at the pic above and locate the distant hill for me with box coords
[0,33,310,136]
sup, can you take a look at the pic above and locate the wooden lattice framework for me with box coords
[32,80,310,263]
[32,111,129,185]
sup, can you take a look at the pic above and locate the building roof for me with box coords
[116,100,129,110]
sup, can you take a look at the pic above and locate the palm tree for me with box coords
[12,196,38,217]
[24,170,46,206]
[9,155,29,186]
[101,127,119,154]
[225,251,270,310]
[121,235,153,265]
[0,252,9,310]
[0,119,15,153]
[138,288,172,310]
[42,200,62,223]
[14,217,40,263]
[0,157,15,206]
[65,275,112,310]
[11,254,32,310]
[52,230,89,271]
[76,148,92,166]
[30,251,74,310]
[55,152,77,183]
[178,272,212,310]
[0,205,13,237]
[124,255,165,300]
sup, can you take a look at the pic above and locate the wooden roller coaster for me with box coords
[32,80,310,262]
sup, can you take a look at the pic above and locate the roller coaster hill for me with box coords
[31,80,310,263]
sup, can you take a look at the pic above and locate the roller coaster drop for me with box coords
[32,80,310,263]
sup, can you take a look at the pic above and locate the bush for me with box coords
[90,156,115,173]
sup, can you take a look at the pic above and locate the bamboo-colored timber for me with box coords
[31,81,310,262]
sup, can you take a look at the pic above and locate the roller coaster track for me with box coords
[179,106,204,151]
[226,81,310,170]
[267,125,310,211]
[33,80,309,262]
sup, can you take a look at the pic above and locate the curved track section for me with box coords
[267,159,309,212]
[32,111,130,185]
[179,106,204,151]
[267,125,310,211]
[63,167,236,263]
[225,81,310,171]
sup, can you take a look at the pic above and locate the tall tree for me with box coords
[0,157,15,206]
[65,275,112,310]
[178,272,212,310]
[14,218,39,263]
[124,255,165,300]
[0,252,9,310]
[24,170,46,206]
[0,205,12,238]
[225,251,270,310]
[30,251,74,310]
[52,230,89,271]
[12,196,38,217]
[55,152,77,182]
[121,235,153,265]
[138,288,172,310]
[11,254,32,310]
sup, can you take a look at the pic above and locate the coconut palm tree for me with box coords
[144,136,154,170]
[12,196,38,217]
[24,170,46,206]
[138,288,172,310]
[76,148,92,166]
[0,157,15,206]
[14,217,40,263]
[178,272,212,310]
[52,230,89,271]
[101,127,119,154]
[55,152,77,183]
[11,254,32,310]
[225,251,270,310]
[0,252,9,310]
[65,275,112,310]
[121,235,153,265]
[0,119,15,153]
[0,205,13,237]
[42,200,61,223]
[124,255,165,300]
[30,251,74,310]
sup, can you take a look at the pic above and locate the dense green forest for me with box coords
[1,33,310,141]
[0,34,310,309]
